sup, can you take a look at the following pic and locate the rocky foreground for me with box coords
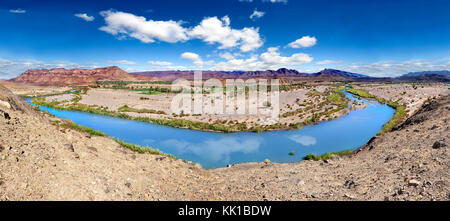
[0,85,448,201]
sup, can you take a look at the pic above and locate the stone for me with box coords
[432,140,446,149]
[64,144,75,152]
[408,179,421,187]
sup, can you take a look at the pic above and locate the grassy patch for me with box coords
[378,101,407,134]
[346,87,408,134]
[118,105,166,115]
[304,149,354,161]
[346,88,386,104]
[113,138,178,159]
[52,120,107,137]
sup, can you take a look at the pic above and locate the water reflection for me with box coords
[288,135,317,146]
[27,91,395,168]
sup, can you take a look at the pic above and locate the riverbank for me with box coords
[23,83,365,133]
[0,84,448,200]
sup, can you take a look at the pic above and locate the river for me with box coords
[27,92,395,168]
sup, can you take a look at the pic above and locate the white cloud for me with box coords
[9,9,26,14]
[289,135,317,146]
[99,11,263,52]
[99,10,189,43]
[264,0,288,3]
[74,13,95,22]
[288,36,317,48]
[315,60,345,65]
[219,52,236,60]
[260,47,313,66]
[336,59,450,77]
[148,61,173,66]
[189,16,263,52]
[105,60,137,65]
[181,52,214,67]
[250,9,265,20]
[0,59,99,80]
[212,47,313,71]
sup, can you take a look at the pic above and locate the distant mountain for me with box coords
[12,66,448,86]
[312,69,369,79]
[133,68,357,81]
[398,70,449,82]
[402,70,450,77]
[11,66,156,86]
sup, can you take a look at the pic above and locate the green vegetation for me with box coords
[97,80,172,85]
[118,105,166,115]
[289,151,295,156]
[346,87,386,104]
[52,120,107,137]
[48,116,179,159]
[346,87,408,134]
[378,101,407,134]
[304,149,354,161]
[113,138,178,159]
[307,90,322,97]
[327,91,345,106]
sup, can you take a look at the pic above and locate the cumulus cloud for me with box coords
[0,59,99,80]
[74,13,95,22]
[148,61,173,66]
[189,16,263,52]
[98,11,263,52]
[250,9,265,20]
[147,60,186,70]
[105,60,137,65]
[288,36,317,48]
[99,10,189,43]
[336,59,450,77]
[263,0,288,3]
[261,47,313,65]
[315,60,345,65]
[9,9,26,14]
[212,47,313,71]
[181,52,214,67]
[219,52,236,60]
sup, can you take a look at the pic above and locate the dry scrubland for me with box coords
[0,81,448,200]
[29,83,367,132]
[354,83,448,116]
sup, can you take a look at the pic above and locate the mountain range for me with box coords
[8,67,449,86]
[10,66,156,86]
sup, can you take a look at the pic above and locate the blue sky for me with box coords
[0,0,449,79]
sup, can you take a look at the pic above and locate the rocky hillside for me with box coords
[10,66,156,86]
[0,85,448,200]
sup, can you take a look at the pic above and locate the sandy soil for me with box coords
[0,80,70,97]
[355,83,449,116]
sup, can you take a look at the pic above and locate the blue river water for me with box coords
[27,92,394,168]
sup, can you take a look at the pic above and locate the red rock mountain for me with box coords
[11,66,156,86]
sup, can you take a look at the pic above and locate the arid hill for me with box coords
[10,66,156,86]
